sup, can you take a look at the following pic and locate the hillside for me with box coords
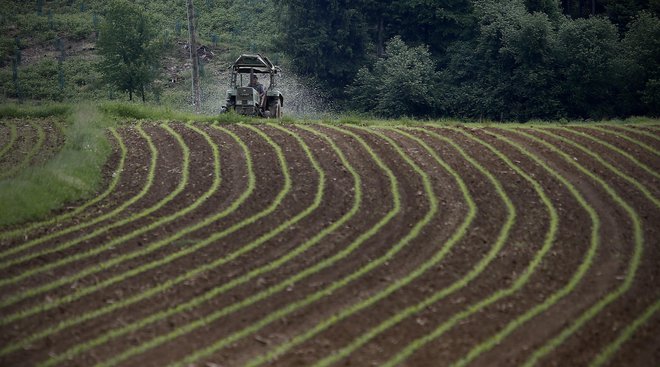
[0,0,282,113]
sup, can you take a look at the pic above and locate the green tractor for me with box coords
[223,54,284,118]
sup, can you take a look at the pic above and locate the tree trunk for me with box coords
[141,85,146,103]
[129,89,133,101]
[187,0,201,113]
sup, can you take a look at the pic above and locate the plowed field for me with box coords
[0,123,658,367]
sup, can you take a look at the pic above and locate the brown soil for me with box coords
[0,117,65,177]
[0,123,658,367]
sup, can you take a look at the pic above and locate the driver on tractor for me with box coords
[248,74,267,108]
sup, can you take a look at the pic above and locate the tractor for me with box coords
[223,54,283,118]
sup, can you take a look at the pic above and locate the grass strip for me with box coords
[248,126,480,367]
[583,126,660,157]
[0,128,127,240]
[0,123,188,310]
[382,126,555,367]
[0,122,18,159]
[0,122,157,266]
[0,105,111,228]
[553,127,660,180]
[0,119,46,179]
[511,128,644,367]
[167,124,416,367]
[589,298,660,367]
[451,128,602,367]
[34,123,320,366]
[80,123,295,367]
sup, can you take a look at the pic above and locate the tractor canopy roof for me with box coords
[231,54,280,74]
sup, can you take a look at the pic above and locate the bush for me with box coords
[347,36,437,118]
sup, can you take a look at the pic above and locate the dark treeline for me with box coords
[278,0,660,120]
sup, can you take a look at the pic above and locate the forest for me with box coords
[1,0,659,121]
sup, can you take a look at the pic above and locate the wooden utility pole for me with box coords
[186,0,201,112]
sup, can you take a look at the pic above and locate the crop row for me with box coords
[0,122,658,367]
[0,118,66,180]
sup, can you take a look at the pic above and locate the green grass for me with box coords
[0,103,112,227]
[99,102,259,124]
[0,127,126,240]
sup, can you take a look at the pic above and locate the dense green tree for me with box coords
[555,16,621,118]
[438,0,562,120]
[96,0,162,102]
[278,0,370,97]
[618,11,660,115]
[347,36,437,118]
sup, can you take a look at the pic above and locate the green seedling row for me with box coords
[552,127,660,182]
[0,123,192,314]
[589,298,660,367]
[0,123,18,160]
[0,123,227,358]
[86,123,297,367]
[170,124,430,367]
[254,126,482,367]
[0,119,46,179]
[0,123,159,267]
[583,126,660,157]
[0,123,189,276]
[512,128,644,367]
[0,127,127,240]
[382,126,557,367]
[609,124,660,144]
[96,123,402,367]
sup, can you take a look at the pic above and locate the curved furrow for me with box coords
[589,298,660,367]
[0,123,240,361]
[580,126,660,157]
[552,126,660,180]
[30,123,297,367]
[533,128,660,208]
[448,128,602,367]
[165,124,434,367]
[0,123,191,309]
[249,126,482,367]
[0,123,159,265]
[379,126,556,367]
[0,119,46,179]
[611,124,660,143]
[88,123,401,367]
[505,128,644,367]
[0,127,127,240]
[0,123,232,326]
[0,122,18,160]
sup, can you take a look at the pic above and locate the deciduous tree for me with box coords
[97,0,162,102]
